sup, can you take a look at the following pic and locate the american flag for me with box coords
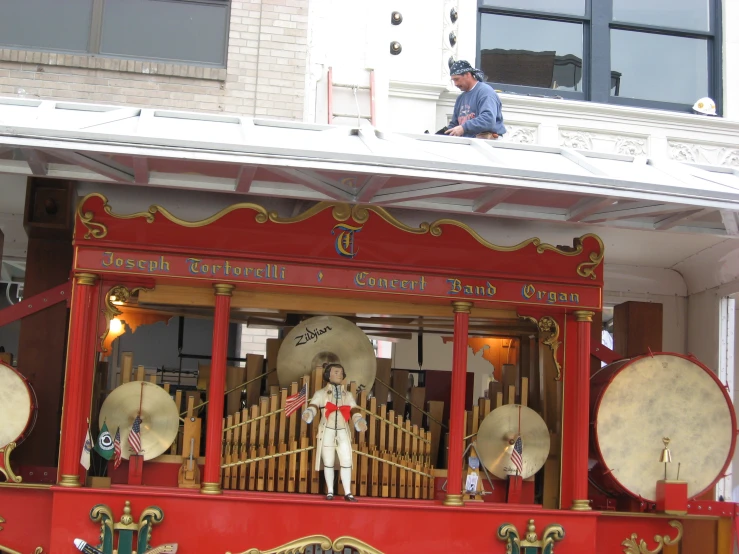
[128,415,143,455]
[113,427,122,469]
[284,384,307,417]
[511,435,524,475]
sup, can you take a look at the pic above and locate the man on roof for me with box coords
[445,60,506,140]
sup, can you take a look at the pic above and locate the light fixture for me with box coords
[449,32,457,47]
[448,57,455,69]
[390,41,402,55]
[109,318,123,333]
[391,11,403,25]
[450,8,458,23]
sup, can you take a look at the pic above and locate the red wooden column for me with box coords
[444,301,473,506]
[58,273,98,487]
[201,283,234,495]
[569,310,595,510]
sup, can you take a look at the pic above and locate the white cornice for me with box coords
[389,80,450,100]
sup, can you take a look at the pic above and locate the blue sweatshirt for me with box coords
[449,82,506,137]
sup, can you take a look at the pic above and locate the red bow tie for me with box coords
[325,402,351,420]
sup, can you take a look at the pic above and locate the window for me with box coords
[0,0,229,67]
[477,0,720,113]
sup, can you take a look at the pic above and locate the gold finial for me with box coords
[120,501,133,525]
[660,437,672,479]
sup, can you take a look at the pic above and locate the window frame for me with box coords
[476,0,721,114]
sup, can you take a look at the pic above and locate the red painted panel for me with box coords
[0,486,53,553]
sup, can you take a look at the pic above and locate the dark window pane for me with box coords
[611,30,708,104]
[613,0,709,31]
[0,0,92,53]
[480,14,584,91]
[480,0,585,16]
[100,0,228,65]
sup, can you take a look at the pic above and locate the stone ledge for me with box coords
[0,48,227,81]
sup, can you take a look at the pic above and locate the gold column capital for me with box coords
[213,283,235,297]
[451,301,473,314]
[74,273,98,286]
[573,310,595,323]
[200,482,222,495]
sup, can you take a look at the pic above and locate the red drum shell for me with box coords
[590,353,736,503]
[0,361,37,448]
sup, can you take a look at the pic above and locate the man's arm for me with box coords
[460,90,499,136]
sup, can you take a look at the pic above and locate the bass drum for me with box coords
[0,361,37,449]
[590,353,736,503]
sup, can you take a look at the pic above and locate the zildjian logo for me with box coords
[294,325,333,346]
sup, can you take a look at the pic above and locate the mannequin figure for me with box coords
[303,362,368,501]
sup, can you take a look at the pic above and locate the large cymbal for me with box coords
[277,316,376,392]
[475,404,550,479]
[99,381,179,461]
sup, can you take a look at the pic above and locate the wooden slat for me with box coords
[267,394,278,491]
[120,352,133,385]
[239,408,248,490]
[409,387,425,427]
[226,365,246,415]
[248,405,258,491]
[520,376,529,407]
[298,436,309,493]
[256,397,268,491]
[489,381,503,408]
[368,397,378,497]
[427,400,443,468]
[245,354,263,409]
[230,412,240,490]
[223,415,233,488]
[375,358,392,406]
[288,439,298,493]
[391,370,409,413]
[265,337,282,389]
[136,365,146,382]
[277,389,288,492]
[507,385,516,405]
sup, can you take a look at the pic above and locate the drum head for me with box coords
[277,316,376,392]
[0,362,33,449]
[593,354,735,501]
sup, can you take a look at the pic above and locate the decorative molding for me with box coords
[667,140,739,167]
[0,48,226,81]
[0,442,22,483]
[497,519,565,554]
[503,125,538,144]
[621,520,683,554]
[88,500,172,554]
[226,535,384,554]
[560,129,648,156]
[521,315,562,380]
[388,81,448,101]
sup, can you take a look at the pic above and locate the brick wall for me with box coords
[0,0,308,120]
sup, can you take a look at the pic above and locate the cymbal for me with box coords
[277,315,376,392]
[99,381,179,461]
[475,404,550,479]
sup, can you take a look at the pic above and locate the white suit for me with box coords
[304,383,365,496]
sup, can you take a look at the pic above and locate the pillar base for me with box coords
[201,482,222,495]
[59,474,82,488]
[443,494,464,507]
[571,499,592,511]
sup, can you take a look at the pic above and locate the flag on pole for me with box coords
[128,415,143,455]
[80,423,94,470]
[510,435,523,475]
[113,427,122,469]
[284,384,308,417]
[95,421,115,460]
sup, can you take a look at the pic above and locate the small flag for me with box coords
[95,421,114,460]
[80,424,93,471]
[113,427,122,469]
[284,384,307,417]
[511,435,523,476]
[128,415,143,455]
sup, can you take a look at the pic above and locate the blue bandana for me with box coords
[450,60,485,82]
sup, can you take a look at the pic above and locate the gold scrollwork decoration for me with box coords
[522,315,562,380]
[622,520,683,554]
[226,535,384,554]
[0,517,44,554]
[0,443,22,483]
[77,192,110,239]
[100,285,153,353]
[498,519,565,554]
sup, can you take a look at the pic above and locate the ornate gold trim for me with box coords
[498,519,565,553]
[451,301,473,314]
[100,284,153,353]
[0,443,22,483]
[213,283,235,297]
[442,493,465,506]
[75,196,605,280]
[0,545,43,554]
[521,315,562,380]
[571,499,592,511]
[622,520,683,554]
[200,482,222,495]
[573,310,595,323]
[75,273,98,286]
[225,535,384,554]
[58,474,81,487]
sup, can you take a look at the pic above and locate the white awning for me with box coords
[1,96,738,236]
